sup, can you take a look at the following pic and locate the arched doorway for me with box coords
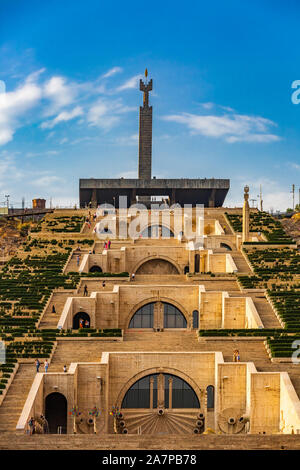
[192,310,199,329]
[89,265,102,273]
[136,259,180,274]
[119,373,201,434]
[45,392,67,434]
[73,312,90,329]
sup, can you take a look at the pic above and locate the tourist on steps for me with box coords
[28,417,35,435]
[40,415,49,434]
[83,284,88,296]
[44,360,49,373]
[52,305,56,314]
[35,359,40,373]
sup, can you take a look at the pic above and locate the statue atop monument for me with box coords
[140,69,152,108]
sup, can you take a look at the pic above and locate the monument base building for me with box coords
[79,177,230,208]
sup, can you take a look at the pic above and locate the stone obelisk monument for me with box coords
[242,185,250,242]
[138,69,153,180]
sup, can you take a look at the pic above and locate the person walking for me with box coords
[83,284,88,296]
[131,273,135,282]
[76,255,80,266]
[233,350,237,362]
[108,240,111,249]
[35,359,40,373]
[236,350,240,362]
[63,365,67,373]
[84,319,90,328]
[79,319,84,329]
[102,280,106,288]
[41,415,49,434]
[52,305,56,314]
[44,360,49,373]
[28,417,35,435]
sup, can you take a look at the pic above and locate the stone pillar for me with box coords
[171,188,176,205]
[208,189,216,208]
[189,250,195,273]
[91,188,97,208]
[200,252,206,273]
[154,301,164,330]
[242,185,250,243]
[130,188,137,206]
[138,76,153,180]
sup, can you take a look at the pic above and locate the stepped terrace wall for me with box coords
[57,285,263,330]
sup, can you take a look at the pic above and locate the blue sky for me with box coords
[0,0,299,210]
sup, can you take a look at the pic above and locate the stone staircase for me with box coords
[64,251,91,273]
[0,364,36,432]
[228,292,282,329]
[0,433,300,450]
[39,291,76,329]
[47,332,274,374]
[249,293,282,329]
[231,252,252,274]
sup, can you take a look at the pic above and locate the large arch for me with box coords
[116,367,202,410]
[133,256,181,275]
[220,242,232,251]
[140,224,175,239]
[73,312,90,329]
[126,297,189,329]
[89,265,103,273]
[45,392,67,434]
[121,373,200,409]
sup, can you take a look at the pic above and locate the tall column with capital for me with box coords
[138,70,153,180]
[242,185,250,243]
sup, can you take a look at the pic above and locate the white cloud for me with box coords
[26,150,59,158]
[116,74,142,92]
[43,76,77,115]
[40,106,83,129]
[200,102,214,110]
[0,67,143,146]
[114,134,138,146]
[289,162,300,171]
[163,110,280,143]
[87,98,135,129]
[0,76,42,145]
[33,175,64,187]
[101,67,123,79]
